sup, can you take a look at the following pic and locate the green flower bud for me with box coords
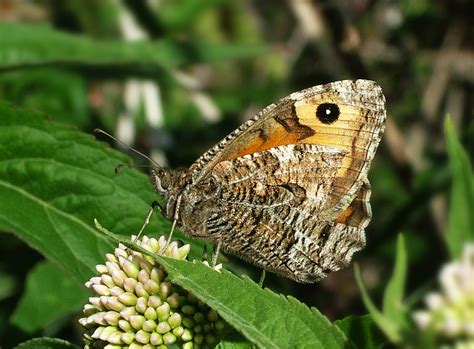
[150,267,165,283]
[135,282,150,298]
[182,316,195,328]
[182,305,197,315]
[104,344,122,349]
[136,296,148,313]
[143,319,157,332]
[168,313,182,329]
[118,292,137,306]
[119,306,137,320]
[144,307,158,321]
[150,332,163,345]
[104,296,125,312]
[183,342,194,349]
[163,332,177,345]
[121,258,139,279]
[138,269,150,284]
[147,295,162,308]
[109,268,126,287]
[140,259,154,273]
[156,321,172,334]
[205,333,217,344]
[194,333,204,344]
[157,302,171,322]
[109,286,124,297]
[107,331,123,345]
[182,328,193,341]
[194,312,205,324]
[129,315,146,330]
[101,274,115,288]
[118,319,131,332]
[144,279,159,295]
[159,282,172,299]
[92,284,110,296]
[83,304,96,316]
[99,326,117,341]
[177,245,191,260]
[104,311,121,326]
[80,232,225,348]
[96,264,108,274]
[166,292,180,308]
[215,319,226,331]
[121,332,135,345]
[105,253,118,263]
[172,326,184,337]
[135,329,151,344]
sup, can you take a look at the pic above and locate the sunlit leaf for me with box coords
[444,117,474,257]
[0,101,204,282]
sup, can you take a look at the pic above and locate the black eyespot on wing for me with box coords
[316,103,340,124]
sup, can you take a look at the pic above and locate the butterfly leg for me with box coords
[134,201,161,242]
[211,239,222,267]
[160,195,182,254]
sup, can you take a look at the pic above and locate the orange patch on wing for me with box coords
[227,124,300,159]
[336,206,354,224]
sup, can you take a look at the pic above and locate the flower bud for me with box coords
[79,233,224,348]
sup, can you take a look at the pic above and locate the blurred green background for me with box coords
[0,0,472,347]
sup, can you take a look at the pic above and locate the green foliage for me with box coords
[354,234,409,344]
[382,234,408,328]
[334,315,385,349]
[0,23,267,73]
[0,2,473,348]
[159,260,352,349]
[0,101,205,283]
[10,261,89,333]
[444,117,474,258]
[14,337,80,349]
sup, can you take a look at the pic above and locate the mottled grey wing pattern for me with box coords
[181,143,369,282]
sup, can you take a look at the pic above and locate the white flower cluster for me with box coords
[413,244,474,346]
[79,235,225,349]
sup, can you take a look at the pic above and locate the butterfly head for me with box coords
[151,168,174,195]
[150,167,188,196]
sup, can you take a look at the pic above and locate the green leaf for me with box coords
[0,101,204,282]
[14,337,80,349]
[0,69,89,127]
[216,331,255,349]
[382,234,408,328]
[0,23,181,71]
[335,314,386,349]
[354,264,401,343]
[156,257,352,349]
[0,23,268,72]
[10,260,89,333]
[444,117,474,257]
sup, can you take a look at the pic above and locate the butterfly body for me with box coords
[151,80,386,283]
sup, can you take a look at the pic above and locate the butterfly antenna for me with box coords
[115,163,153,174]
[94,128,161,168]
